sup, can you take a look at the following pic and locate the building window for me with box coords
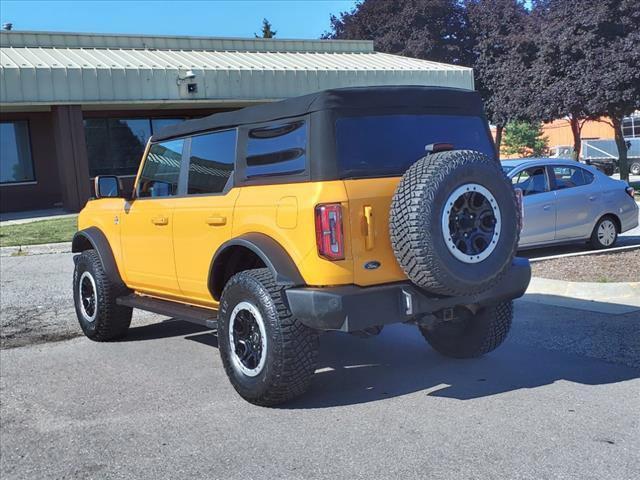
[137,139,184,198]
[84,117,184,177]
[622,113,640,138]
[245,120,307,178]
[188,129,237,195]
[0,121,35,184]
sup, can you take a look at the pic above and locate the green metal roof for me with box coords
[0,31,474,106]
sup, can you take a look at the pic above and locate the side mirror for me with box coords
[94,175,122,199]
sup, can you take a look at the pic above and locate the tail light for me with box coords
[625,186,635,199]
[315,203,344,260]
[514,188,524,232]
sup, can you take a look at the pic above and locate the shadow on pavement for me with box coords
[118,297,639,409]
[123,320,210,342]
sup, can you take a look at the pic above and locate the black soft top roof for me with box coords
[152,85,482,142]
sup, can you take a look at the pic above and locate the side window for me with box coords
[245,120,307,178]
[512,167,548,196]
[137,139,183,198]
[188,129,237,195]
[552,166,593,190]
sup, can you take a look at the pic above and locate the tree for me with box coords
[466,0,537,159]
[255,18,277,38]
[502,121,548,157]
[324,0,474,66]
[580,0,640,181]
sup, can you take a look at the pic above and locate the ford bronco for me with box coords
[72,86,531,406]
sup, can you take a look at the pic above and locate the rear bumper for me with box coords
[286,258,532,332]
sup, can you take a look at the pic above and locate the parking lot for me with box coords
[1,245,639,480]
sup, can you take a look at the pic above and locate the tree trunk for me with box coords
[569,115,581,161]
[495,125,504,161]
[612,116,629,182]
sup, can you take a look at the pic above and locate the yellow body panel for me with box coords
[78,175,410,305]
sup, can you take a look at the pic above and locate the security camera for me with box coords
[184,70,196,79]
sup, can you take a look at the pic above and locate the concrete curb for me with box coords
[0,242,72,257]
[524,276,640,315]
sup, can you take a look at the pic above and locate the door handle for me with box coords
[363,205,375,250]
[588,195,597,201]
[543,204,552,211]
[206,215,227,226]
[151,215,169,226]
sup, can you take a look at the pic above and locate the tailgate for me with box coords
[343,178,408,286]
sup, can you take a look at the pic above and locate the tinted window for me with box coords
[188,130,237,194]
[512,167,548,196]
[245,121,307,178]
[84,117,185,176]
[336,114,495,178]
[138,140,184,198]
[552,166,593,189]
[0,121,35,184]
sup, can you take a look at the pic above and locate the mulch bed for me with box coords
[530,248,640,283]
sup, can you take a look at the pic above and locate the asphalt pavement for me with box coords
[1,297,639,479]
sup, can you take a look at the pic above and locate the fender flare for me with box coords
[72,227,126,290]
[209,233,305,300]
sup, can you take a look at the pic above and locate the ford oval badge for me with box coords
[364,261,381,270]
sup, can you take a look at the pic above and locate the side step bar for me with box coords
[117,294,218,329]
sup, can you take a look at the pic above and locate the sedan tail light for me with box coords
[625,186,635,199]
[315,203,345,260]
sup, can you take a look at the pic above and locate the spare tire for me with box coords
[390,150,519,296]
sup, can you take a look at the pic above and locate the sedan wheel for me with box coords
[590,217,618,249]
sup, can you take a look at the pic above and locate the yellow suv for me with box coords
[72,86,531,405]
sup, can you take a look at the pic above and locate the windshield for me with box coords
[335,114,495,178]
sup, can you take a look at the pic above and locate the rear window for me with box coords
[336,114,495,178]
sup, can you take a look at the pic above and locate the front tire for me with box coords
[73,249,132,341]
[630,161,640,176]
[218,268,319,406]
[589,216,618,249]
[419,302,513,358]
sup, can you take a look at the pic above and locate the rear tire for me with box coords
[73,249,132,341]
[218,268,319,406]
[630,161,640,176]
[419,301,513,358]
[589,216,618,249]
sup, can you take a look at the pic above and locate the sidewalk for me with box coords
[0,208,76,226]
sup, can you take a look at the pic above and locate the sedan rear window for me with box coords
[336,114,495,178]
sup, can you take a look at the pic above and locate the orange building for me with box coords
[542,117,615,149]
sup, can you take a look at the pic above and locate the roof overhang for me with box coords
[0,31,474,106]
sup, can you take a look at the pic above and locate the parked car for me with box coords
[71,86,531,406]
[502,158,638,249]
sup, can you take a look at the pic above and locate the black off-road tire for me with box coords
[73,249,132,341]
[218,268,319,406]
[420,301,513,358]
[629,161,640,176]
[390,150,519,296]
[589,215,618,249]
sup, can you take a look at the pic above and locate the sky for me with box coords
[0,0,358,39]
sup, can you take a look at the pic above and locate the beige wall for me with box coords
[542,118,614,147]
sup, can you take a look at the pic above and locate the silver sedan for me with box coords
[501,158,639,249]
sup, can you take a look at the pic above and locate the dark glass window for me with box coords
[188,130,237,194]
[0,121,35,184]
[84,117,185,177]
[137,139,183,198]
[336,114,495,178]
[511,167,549,196]
[245,120,307,178]
[552,166,593,189]
[85,119,151,176]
